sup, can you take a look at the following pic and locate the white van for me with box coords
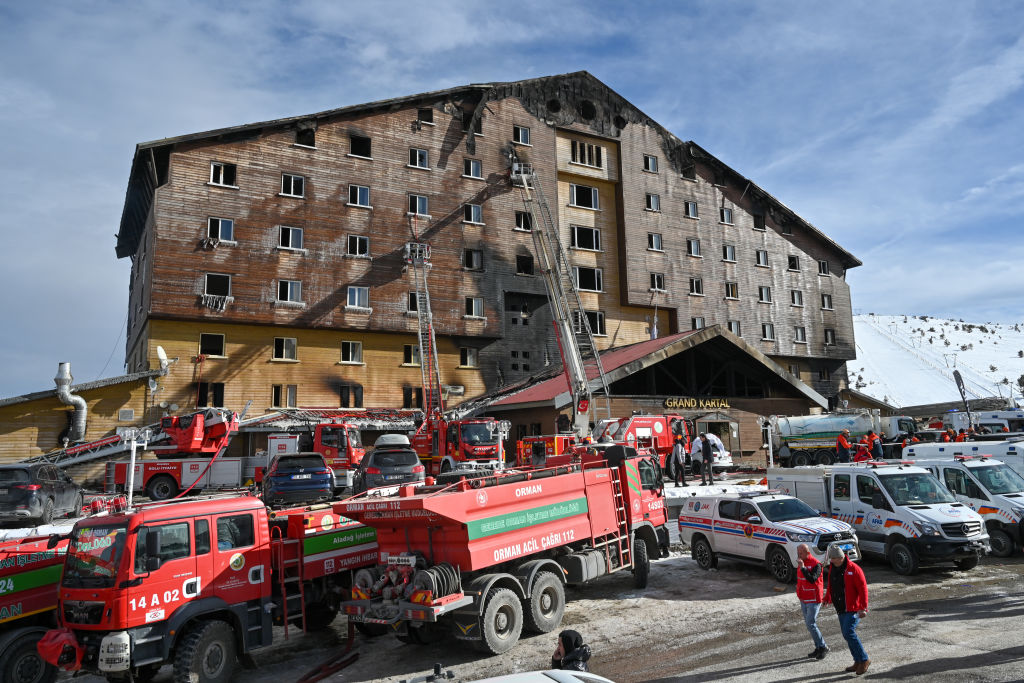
[768,463,989,575]
[911,457,1024,557]
[903,439,1024,477]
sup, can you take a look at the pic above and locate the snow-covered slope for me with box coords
[851,314,1024,408]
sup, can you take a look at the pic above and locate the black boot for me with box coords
[807,647,821,659]
[815,646,829,660]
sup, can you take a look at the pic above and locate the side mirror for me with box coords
[747,516,762,524]
[47,534,67,549]
[146,556,162,571]
[145,528,162,570]
[871,492,888,511]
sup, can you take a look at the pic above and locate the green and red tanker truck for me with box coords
[338,447,669,654]
[39,496,379,683]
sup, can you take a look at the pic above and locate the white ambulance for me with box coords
[677,490,858,583]
[911,456,1024,557]
[769,463,990,575]
[903,439,1024,477]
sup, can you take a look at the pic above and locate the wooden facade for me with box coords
[118,73,860,418]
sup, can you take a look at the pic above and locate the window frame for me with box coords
[512,125,531,145]
[570,139,604,168]
[271,384,297,409]
[727,320,741,336]
[403,344,421,366]
[199,333,225,357]
[719,207,734,225]
[650,272,666,292]
[689,277,704,296]
[642,154,658,173]
[516,254,535,276]
[277,280,302,303]
[348,185,371,208]
[340,341,363,364]
[346,286,369,309]
[460,347,479,368]
[463,249,483,271]
[280,173,305,198]
[724,282,739,300]
[570,225,601,251]
[824,328,837,346]
[756,250,769,267]
[408,193,429,217]
[514,211,533,232]
[645,193,661,212]
[347,235,370,258]
[463,203,484,225]
[204,273,231,297]
[464,297,484,318]
[409,147,429,169]
[795,326,807,343]
[647,232,663,251]
[573,266,603,292]
[761,322,776,341]
[273,337,297,361]
[791,289,804,307]
[208,162,237,188]
[278,225,304,251]
[569,184,599,210]
[684,201,698,219]
[686,238,701,257]
[821,294,834,310]
[758,285,773,303]
[207,217,234,242]
[349,134,372,159]
[818,260,831,276]
[788,255,801,271]
[691,317,706,331]
[463,158,483,179]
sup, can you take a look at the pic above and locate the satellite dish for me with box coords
[159,401,168,408]
[148,378,159,391]
[157,346,169,370]
[169,404,179,412]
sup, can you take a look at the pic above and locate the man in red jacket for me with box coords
[824,545,870,675]
[796,544,828,659]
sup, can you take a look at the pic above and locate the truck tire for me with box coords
[954,555,980,571]
[354,623,389,638]
[889,541,920,575]
[988,529,1015,558]
[302,602,339,631]
[691,536,717,570]
[523,571,565,633]
[690,460,702,476]
[767,546,796,583]
[173,620,237,683]
[146,475,179,501]
[665,458,676,482]
[791,451,812,467]
[632,538,650,589]
[0,632,57,683]
[815,449,835,466]
[474,587,523,655]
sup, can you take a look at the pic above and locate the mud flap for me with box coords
[450,609,483,641]
[656,525,670,556]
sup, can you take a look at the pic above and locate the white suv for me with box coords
[678,491,859,583]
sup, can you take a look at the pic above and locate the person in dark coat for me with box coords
[700,432,714,485]
[551,629,591,672]
[867,431,884,460]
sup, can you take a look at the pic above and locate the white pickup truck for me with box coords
[677,490,858,583]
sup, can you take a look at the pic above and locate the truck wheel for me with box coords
[954,555,980,571]
[690,461,701,476]
[474,587,523,655]
[173,620,237,683]
[632,538,651,589]
[791,452,812,467]
[691,536,717,570]
[767,546,796,583]
[889,541,920,575]
[989,529,1015,558]
[302,601,339,631]
[0,632,57,683]
[355,623,389,638]
[815,449,835,466]
[665,459,676,481]
[146,475,179,501]
[523,571,565,633]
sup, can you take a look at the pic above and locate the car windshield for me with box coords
[347,429,362,448]
[461,423,498,445]
[598,420,624,441]
[897,419,916,434]
[757,498,820,522]
[0,469,29,483]
[319,427,346,449]
[277,456,325,470]
[972,464,1024,495]
[878,472,956,505]
[63,524,127,588]
[371,450,420,468]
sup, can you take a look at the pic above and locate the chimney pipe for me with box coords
[55,362,87,443]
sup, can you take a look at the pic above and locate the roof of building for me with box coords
[116,71,861,270]
[483,327,827,411]
[239,408,418,432]
[0,369,165,409]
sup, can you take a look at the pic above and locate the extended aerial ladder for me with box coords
[509,157,610,438]
[404,242,445,422]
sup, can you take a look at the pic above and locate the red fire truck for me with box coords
[338,446,668,654]
[595,414,692,478]
[40,496,379,683]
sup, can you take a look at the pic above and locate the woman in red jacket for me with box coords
[824,545,870,675]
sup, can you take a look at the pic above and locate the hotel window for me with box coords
[460,348,479,368]
[463,158,483,178]
[348,185,370,207]
[280,173,304,198]
[408,194,429,216]
[753,214,766,231]
[207,217,234,241]
[722,244,736,262]
[795,326,807,343]
[271,384,297,408]
[347,286,369,308]
[720,207,734,224]
[727,320,741,336]
[573,267,603,292]
[209,162,237,187]
[409,148,429,169]
[515,211,533,232]
[516,255,535,275]
[513,125,531,145]
[199,333,225,357]
[277,280,302,303]
[403,345,421,366]
[407,291,419,312]
[279,226,303,250]
[818,260,831,276]
[650,273,665,292]
[571,225,601,250]
[686,238,701,257]
[349,134,371,158]
[824,328,837,345]
[791,289,804,306]
[273,337,297,360]
[647,232,663,251]
[689,278,704,295]
[756,250,769,267]
[569,184,599,209]
[340,341,363,364]
[643,154,658,173]
[788,255,800,271]
[684,201,698,218]
[645,193,661,211]
[691,317,705,330]
[465,297,484,317]
[571,140,603,168]
[821,294,834,310]
[573,310,606,336]
[347,235,369,257]
[464,203,484,224]
[758,286,772,303]
[724,282,739,299]
[761,323,776,341]
[463,249,483,270]
[339,384,363,408]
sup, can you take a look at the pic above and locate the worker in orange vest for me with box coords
[836,429,852,463]
[942,429,953,443]
[955,429,967,442]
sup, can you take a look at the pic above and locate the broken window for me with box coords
[571,140,603,168]
[295,129,315,147]
[409,148,429,169]
[645,193,661,211]
[279,226,303,250]
[648,233,663,250]
[681,165,697,181]
[273,337,297,360]
[463,115,483,135]
[196,382,225,408]
[280,173,304,197]
[205,274,231,297]
[788,255,800,271]
[515,211,533,231]
[686,238,701,257]
[464,158,482,178]
[407,291,419,312]
[516,255,534,275]
[643,154,658,173]
[463,249,483,270]
[339,384,363,408]
[209,162,237,187]
[199,333,225,357]
[417,108,434,124]
[573,310,606,336]
[465,297,484,317]
[340,341,363,363]
[349,185,370,207]
[684,201,698,218]
[573,266,603,292]
[403,345,421,365]
[569,184,598,209]
[277,280,302,303]
[689,278,703,295]
[347,286,369,309]
[347,235,369,257]
[402,387,424,409]
[408,194,429,216]
[207,217,234,241]
[349,134,371,158]
[272,384,297,408]
[464,204,483,224]
[460,348,479,367]
[513,125,530,145]
[570,225,600,251]
[650,273,665,291]
[753,214,766,231]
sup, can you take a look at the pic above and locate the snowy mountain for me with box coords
[850,314,1024,409]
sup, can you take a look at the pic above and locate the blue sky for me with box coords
[2,1,1023,397]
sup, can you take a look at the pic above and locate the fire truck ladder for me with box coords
[405,242,445,421]
[21,421,170,469]
[509,161,610,431]
[589,466,632,572]
[271,526,307,638]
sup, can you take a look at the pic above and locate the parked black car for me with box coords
[353,435,425,493]
[261,451,334,506]
[0,463,84,525]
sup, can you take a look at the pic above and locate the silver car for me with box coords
[353,434,425,492]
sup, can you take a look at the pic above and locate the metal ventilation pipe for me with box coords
[55,362,87,442]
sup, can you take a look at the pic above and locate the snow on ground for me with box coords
[852,314,1024,408]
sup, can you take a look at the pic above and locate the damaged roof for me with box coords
[0,369,165,408]
[116,71,861,269]
[481,327,828,411]
[240,408,419,432]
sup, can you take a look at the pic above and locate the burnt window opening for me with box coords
[417,108,434,124]
[579,100,596,120]
[272,384,297,408]
[196,382,225,408]
[463,114,483,135]
[753,214,766,231]
[516,255,535,275]
[546,99,561,113]
[681,165,697,181]
[209,162,237,187]
[199,333,225,357]
[205,274,231,297]
[340,384,364,408]
[402,386,424,409]
[295,129,315,147]
[350,134,372,158]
